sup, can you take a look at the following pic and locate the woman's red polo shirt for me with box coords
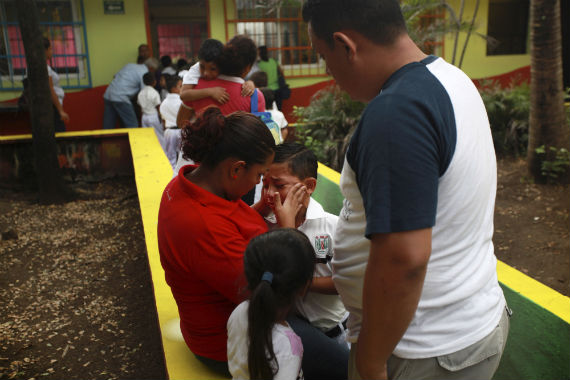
[157,165,267,361]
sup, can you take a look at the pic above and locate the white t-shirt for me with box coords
[332,56,505,359]
[266,198,347,331]
[182,62,201,85]
[159,93,182,128]
[47,64,64,105]
[137,85,161,115]
[227,301,304,380]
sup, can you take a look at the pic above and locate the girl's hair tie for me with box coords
[261,271,273,285]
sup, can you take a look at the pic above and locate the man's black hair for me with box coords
[273,142,318,180]
[302,0,407,48]
[198,39,224,62]
[160,55,172,68]
[143,72,155,86]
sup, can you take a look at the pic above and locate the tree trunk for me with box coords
[527,0,569,183]
[15,0,71,204]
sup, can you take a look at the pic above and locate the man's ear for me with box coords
[333,31,357,62]
[303,177,317,195]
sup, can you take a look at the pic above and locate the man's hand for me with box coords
[208,87,229,104]
[59,110,70,123]
[356,228,431,380]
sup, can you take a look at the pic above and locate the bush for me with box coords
[479,81,530,157]
[293,85,366,171]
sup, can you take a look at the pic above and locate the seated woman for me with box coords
[157,107,306,377]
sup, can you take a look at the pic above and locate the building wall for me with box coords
[444,0,530,79]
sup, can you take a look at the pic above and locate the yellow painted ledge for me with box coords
[128,128,227,379]
[316,161,570,324]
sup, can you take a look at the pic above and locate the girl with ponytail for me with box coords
[227,229,315,380]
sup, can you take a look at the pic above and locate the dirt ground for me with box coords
[0,158,568,379]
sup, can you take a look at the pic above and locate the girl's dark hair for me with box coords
[273,142,318,180]
[198,38,224,62]
[43,37,50,50]
[302,0,407,48]
[218,35,257,77]
[244,229,315,380]
[181,107,275,168]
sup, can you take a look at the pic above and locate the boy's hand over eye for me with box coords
[209,87,229,104]
[241,80,256,97]
[273,183,306,228]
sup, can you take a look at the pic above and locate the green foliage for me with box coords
[478,81,530,157]
[293,85,366,171]
[535,145,570,180]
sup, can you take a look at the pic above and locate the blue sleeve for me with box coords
[347,89,455,237]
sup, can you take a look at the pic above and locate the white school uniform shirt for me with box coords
[137,85,161,115]
[266,198,347,331]
[227,301,304,380]
[159,93,182,128]
[182,62,201,85]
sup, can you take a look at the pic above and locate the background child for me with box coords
[227,229,315,380]
[160,75,182,169]
[259,142,349,380]
[137,72,165,149]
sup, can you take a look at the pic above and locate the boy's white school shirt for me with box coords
[182,62,201,85]
[159,93,182,128]
[137,85,161,115]
[265,198,348,331]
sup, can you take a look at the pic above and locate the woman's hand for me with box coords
[241,80,256,97]
[208,87,230,104]
[272,183,307,228]
[59,109,70,123]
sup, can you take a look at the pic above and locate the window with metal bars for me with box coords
[0,0,91,91]
[225,0,327,78]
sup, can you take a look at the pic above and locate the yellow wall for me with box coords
[444,0,530,79]
[84,0,148,87]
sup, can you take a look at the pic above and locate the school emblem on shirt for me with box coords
[314,235,331,259]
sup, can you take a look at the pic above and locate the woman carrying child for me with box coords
[227,229,315,380]
[157,107,305,377]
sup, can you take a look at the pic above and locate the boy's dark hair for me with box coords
[198,39,224,62]
[165,75,181,93]
[160,55,172,68]
[260,88,274,106]
[43,37,51,50]
[244,229,315,380]
[273,142,318,180]
[302,0,407,48]
[250,71,268,88]
[258,45,269,62]
[218,35,257,77]
[181,107,275,169]
[142,72,155,86]
[176,58,188,70]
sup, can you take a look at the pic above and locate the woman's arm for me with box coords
[49,76,69,122]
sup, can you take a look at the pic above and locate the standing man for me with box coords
[302,1,509,380]
[103,57,159,129]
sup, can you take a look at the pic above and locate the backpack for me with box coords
[250,90,282,144]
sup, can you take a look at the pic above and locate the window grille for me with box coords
[224,0,327,78]
[0,0,91,91]
[156,22,208,64]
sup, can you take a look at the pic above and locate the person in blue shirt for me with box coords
[103,57,159,129]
